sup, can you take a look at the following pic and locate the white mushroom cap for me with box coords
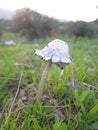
[34,39,72,69]
[4,40,15,46]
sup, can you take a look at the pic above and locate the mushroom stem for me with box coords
[36,61,52,101]
[59,69,64,80]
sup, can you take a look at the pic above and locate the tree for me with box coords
[68,21,97,41]
[12,8,59,40]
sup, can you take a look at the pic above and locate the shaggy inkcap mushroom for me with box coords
[34,39,72,101]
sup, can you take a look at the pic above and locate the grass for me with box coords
[0,33,98,130]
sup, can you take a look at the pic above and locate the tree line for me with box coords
[0,8,98,40]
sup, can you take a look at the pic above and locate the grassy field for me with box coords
[0,33,98,130]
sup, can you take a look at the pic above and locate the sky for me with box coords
[0,0,98,22]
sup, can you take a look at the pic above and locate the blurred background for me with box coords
[0,0,98,41]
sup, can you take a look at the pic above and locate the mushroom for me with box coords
[34,39,72,101]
